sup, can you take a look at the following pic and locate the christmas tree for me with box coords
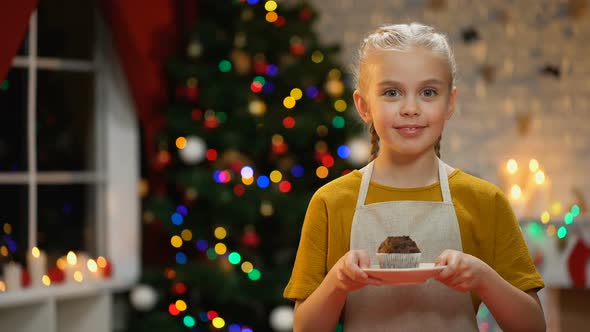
[130,1,365,330]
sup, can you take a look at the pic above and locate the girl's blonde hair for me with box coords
[352,23,457,161]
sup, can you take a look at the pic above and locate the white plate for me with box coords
[362,263,445,285]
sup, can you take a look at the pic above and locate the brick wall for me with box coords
[309,0,590,218]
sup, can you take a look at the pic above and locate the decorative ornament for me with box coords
[179,136,207,165]
[231,50,251,75]
[325,79,345,97]
[269,305,294,331]
[234,32,247,48]
[130,284,158,312]
[260,200,274,217]
[153,150,172,172]
[298,7,314,21]
[516,112,533,136]
[249,100,267,116]
[426,0,447,11]
[348,137,371,166]
[187,40,203,59]
[241,225,261,248]
[568,238,590,288]
[479,64,496,84]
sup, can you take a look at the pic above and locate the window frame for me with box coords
[1,9,140,285]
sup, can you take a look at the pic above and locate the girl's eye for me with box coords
[384,89,401,97]
[421,88,438,97]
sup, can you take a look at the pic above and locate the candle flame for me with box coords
[506,159,518,174]
[87,259,98,272]
[32,247,40,258]
[67,251,77,265]
[42,275,51,286]
[97,256,107,268]
[535,170,545,184]
[510,185,522,200]
[74,271,84,282]
[529,159,539,172]
[0,281,5,292]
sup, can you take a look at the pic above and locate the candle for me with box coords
[65,251,78,283]
[4,261,22,291]
[27,247,47,287]
[77,252,90,283]
[86,258,101,282]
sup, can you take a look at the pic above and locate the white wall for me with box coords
[311,0,590,216]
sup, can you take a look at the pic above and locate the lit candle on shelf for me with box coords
[65,251,78,283]
[4,261,22,291]
[0,279,6,292]
[77,252,90,282]
[96,256,112,279]
[86,258,101,282]
[27,247,47,287]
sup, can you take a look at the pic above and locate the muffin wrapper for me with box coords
[376,253,421,268]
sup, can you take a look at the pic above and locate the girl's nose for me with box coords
[401,98,420,117]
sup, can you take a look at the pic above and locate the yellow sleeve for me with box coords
[283,191,329,301]
[492,191,545,292]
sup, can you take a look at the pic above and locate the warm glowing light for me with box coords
[0,281,6,291]
[74,271,84,282]
[67,251,77,265]
[0,246,7,257]
[311,50,324,63]
[283,96,296,109]
[510,185,522,200]
[547,224,556,236]
[42,275,51,286]
[97,256,108,268]
[181,229,193,241]
[242,176,254,185]
[171,235,183,248]
[551,202,563,215]
[506,159,518,174]
[57,257,67,270]
[176,300,187,312]
[334,99,347,112]
[215,243,227,255]
[32,248,40,259]
[272,134,284,145]
[176,137,187,149]
[265,11,278,23]
[212,317,226,328]
[529,159,539,172]
[214,227,227,239]
[290,88,303,100]
[87,259,98,272]
[270,170,283,183]
[241,261,254,273]
[534,170,545,185]
[3,223,11,234]
[316,166,329,179]
[541,211,550,224]
[265,1,277,11]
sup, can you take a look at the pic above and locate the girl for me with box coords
[284,23,545,332]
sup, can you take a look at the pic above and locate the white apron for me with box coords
[344,159,478,332]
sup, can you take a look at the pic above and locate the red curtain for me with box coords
[0,0,38,82]
[0,1,197,191]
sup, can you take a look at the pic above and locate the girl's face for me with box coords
[354,47,457,159]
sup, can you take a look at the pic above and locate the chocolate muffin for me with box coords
[376,236,421,268]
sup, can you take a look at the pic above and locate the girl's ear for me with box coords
[353,90,372,124]
[446,86,458,120]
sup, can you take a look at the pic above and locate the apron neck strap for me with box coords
[355,158,452,208]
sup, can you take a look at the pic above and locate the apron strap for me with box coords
[438,159,452,204]
[356,161,374,209]
[356,159,452,208]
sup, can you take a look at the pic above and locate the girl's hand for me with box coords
[434,249,493,293]
[327,250,382,293]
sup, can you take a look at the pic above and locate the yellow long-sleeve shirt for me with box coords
[284,168,544,310]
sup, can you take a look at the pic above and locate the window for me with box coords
[0,0,139,284]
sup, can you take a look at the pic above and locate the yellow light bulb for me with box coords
[529,159,539,172]
[510,185,522,200]
[541,211,550,224]
[535,170,545,185]
[506,159,518,174]
[67,251,77,265]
